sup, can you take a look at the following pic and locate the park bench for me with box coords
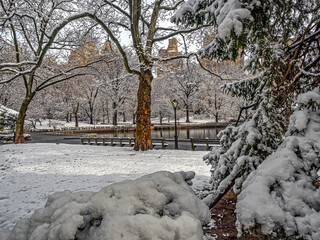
[80,137,168,149]
[80,137,219,150]
[151,138,169,149]
[81,137,134,147]
[190,137,220,151]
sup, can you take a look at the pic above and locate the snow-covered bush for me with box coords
[0,171,211,240]
[203,94,284,203]
[236,88,320,239]
[0,104,18,131]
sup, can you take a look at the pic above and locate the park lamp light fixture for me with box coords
[171,99,178,149]
[171,99,178,109]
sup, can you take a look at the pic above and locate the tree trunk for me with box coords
[15,94,34,143]
[66,113,69,122]
[132,113,136,124]
[73,103,79,128]
[214,92,219,123]
[75,113,79,128]
[102,102,105,124]
[113,110,118,126]
[186,104,190,123]
[160,113,163,125]
[107,109,110,124]
[134,72,153,151]
[123,112,126,122]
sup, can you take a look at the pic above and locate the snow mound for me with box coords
[236,89,320,239]
[1,171,211,240]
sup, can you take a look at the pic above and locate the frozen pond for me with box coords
[91,127,224,139]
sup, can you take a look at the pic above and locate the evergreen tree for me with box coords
[237,88,320,238]
[173,0,320,237]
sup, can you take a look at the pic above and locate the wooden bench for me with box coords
[81,137,168,149]
[81,137,135,147]
[190,137,220,151]
[151,138,168,149]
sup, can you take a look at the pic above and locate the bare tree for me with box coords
[78,0,208,150]
[162,62,201,122]
[58,80,83,127]
[81,79,100,125]
[1,0,208,148]
[151,77,172,125]
[0,1,105,143]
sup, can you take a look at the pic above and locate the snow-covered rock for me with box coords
[0,171,211,240]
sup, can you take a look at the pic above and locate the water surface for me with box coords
[92,127,224,139]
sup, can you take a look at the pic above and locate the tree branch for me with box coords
[36,73,94,91]
[153,24,211,43]
[159,0,184,10]
[35,58,109,90]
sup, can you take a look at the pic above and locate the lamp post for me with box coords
[12,116,17,143]
[171,99,178,149]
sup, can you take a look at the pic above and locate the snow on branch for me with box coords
[236,88,320,239]
[0,61,37,69]
[159,0,185,11]
[299,67,320,77]
[0,104,18,117]
[171,0,252,40]
[221,72,265,100]
[202,93,285,207]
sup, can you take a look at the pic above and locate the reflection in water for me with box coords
[93,127,224,139]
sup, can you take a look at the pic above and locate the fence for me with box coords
[80,137,220,151]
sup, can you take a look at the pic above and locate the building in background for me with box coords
[200,34,244,73]
[68,36,99,65]
[101,38,115,55]
[157,38,183,77]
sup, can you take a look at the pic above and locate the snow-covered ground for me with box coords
[26,116,223,131]
[26,119,115,131]
[0,143,210,231]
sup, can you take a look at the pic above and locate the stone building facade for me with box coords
[157,38,183,77]
[200,34,244,73]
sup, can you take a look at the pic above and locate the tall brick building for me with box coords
[101,39,115,55]
[68,36,99,65]
[157,38,182,77]
[200,34,244,73]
